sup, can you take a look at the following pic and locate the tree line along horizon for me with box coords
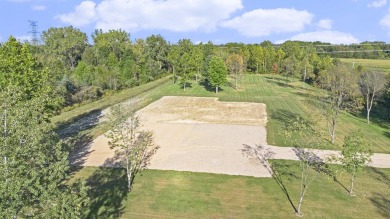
[1,26,389,113]
[1,26,390,217]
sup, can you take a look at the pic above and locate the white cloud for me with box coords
[380,9,390,34]
[368,0,387,8]
[32,5,46,11]
[55,1,97,27]
[57,0,243,32]
[221,8,313,37]
[276,31,359,44]
[317,19,332,30]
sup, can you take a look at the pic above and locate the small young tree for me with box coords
[207,56,227,93]
[284,117,325,217]
[106,104,159,192]
[243,115,329,217]
[338,130,372,195]
[359,70,387,124]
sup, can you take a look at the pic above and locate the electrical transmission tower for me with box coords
[28,20,40,45]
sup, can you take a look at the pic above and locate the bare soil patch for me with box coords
[72,96,270,177]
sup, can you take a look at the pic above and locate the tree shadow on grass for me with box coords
[199,80,224,93]
[368,167,390,187]
[370,193,390,218]
[295,148,351,193]
[55,109,102,139]
[264,77,297,89]
[270,109,301,129]
[241,144,299,214]
[368,167,390,217]
[385,131,390,139]
[67,133,95,175]
[85,156,128,219]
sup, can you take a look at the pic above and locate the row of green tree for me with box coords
[1,26,390,116]
[312,41,390,59]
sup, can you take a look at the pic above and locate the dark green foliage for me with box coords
[207,56,227,93]
[0,88,88,218]
[41,26,88,70]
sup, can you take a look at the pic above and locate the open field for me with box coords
[62,74,390,218]
[69,162,390,218]
[340,58,390,74]
[61,74,390,153]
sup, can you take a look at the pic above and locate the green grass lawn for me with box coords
[340,58,390,74]
[69,162,390,219]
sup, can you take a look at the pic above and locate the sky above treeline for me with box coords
[1,0,390,45]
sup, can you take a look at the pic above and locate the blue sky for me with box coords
[1,0,390,44]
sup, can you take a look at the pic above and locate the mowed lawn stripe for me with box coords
[71,166,390,218]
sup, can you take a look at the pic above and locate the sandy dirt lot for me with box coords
[72,96,271,177]
[70,96,390,177]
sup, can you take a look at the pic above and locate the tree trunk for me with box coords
[367,92,375,124]
[303,66,307,83]
[296,194,304,216]
[331,118,336,144]
[297,179,307,216]
[235,72,238,90]
[126,158,132,192]
[349,173,355,195]
[256,63,259,74]
[216,86,218,93]
[172,66,175,84]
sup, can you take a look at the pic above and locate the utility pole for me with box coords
[28,20,40,45]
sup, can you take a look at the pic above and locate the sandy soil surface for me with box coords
[71,96,271,177]
[70,96,390,178]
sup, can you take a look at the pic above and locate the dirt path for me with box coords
[70,96,390,178]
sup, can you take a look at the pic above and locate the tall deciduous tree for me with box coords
[207,56,227,93]
[106,104,159,192]
[249,45,264,74]
[226,53,244,89]
[0,88,88,218]
[323,64,359,143]
[145,34,168,72]
[167,45,180,84]
[41,26,88,70]
[191,46,204,82]
[0,37,50,99]
[359,70,387,124]
[179,52,194,90]
[92,29,131,63]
